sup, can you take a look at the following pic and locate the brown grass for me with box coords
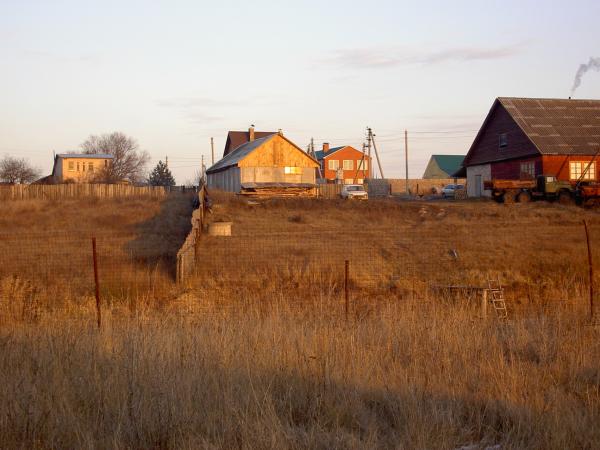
[0,193,599,448]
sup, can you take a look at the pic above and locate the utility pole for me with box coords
[404,130,409,194]
[366,128,373,178]
[210,137,215,166]
[369,128,385,179]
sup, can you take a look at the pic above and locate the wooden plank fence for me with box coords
[317,184,343,199]
[176,186,209,284]
[0,184,169,201]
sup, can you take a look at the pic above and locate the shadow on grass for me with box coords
[125,193,195,279]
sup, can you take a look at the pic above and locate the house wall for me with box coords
[239,135,318,169]
[58,157,111,183]
[490,157,542,179]
[466,164,491,197]
[422,159,446,179]
[321,147,371,183]
[463,102,538,167]
[240,167,315,184]
[542,155,598,181]
[207,167,241,192]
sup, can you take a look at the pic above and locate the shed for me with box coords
[422,155,465,179]
[206,132,319,196]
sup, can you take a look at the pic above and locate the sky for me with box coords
[1,0,600,183]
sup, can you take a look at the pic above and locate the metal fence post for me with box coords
[344,260,350,320]
[583,220,594,321]
[92,237,101,330]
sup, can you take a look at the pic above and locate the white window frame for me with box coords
[570,161,596,180]
[520,161,535,179]
[284,166,301,175]
[357,160,368,171]
[68,161,75,171]
[328,160,339,170]
[343,160,354,170]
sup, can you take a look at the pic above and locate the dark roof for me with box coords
[498,97,600,155]
[223,131,276,157]
[314,146,344,161]
[314,146,369,161]
[208,134,276,173]
[430,155,464,175]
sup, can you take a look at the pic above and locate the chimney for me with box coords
[249,125,255,142]
[323,142,330,153]
[278,129,283,136]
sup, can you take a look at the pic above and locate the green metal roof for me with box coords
[431,155,465,176]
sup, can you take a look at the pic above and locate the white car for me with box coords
[341,184,368,200]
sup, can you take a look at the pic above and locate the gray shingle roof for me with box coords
[207,134,276,173]
[498,97,600,155]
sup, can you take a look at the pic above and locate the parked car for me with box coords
[442,184,464,198]
[341,184,368,200]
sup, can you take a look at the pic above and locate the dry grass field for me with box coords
[0,193,599,449]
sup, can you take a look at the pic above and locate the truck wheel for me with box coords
[504,190,517,204]
[517,191,531,203]
[558,191,573,205]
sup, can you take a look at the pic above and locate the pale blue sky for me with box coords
[1,0,599,182]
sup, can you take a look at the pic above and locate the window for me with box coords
[570,161,596,180]
[328,160,339,170]
[357,160,368,171]
[343,160,354,170]
[499,133,508,148]
[520,161,535,179]
[88,163,94,172]
[104,160,108,167]
[82,162,86,172]
[77,162,80,171]
[356,178,363,184]
[68,161,75,171]
[284,166,301,175]
[344,178,354,184]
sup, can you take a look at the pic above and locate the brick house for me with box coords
[51,153,113,183]
[462,97,600,197]
[314,143,372,184]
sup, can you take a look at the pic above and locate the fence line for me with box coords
[0,184,170,200]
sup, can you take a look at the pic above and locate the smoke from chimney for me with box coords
[571,57,600,95]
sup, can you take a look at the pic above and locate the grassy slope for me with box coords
[0,195,599,449]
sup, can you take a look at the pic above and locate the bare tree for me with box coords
[0,156,41,184]
[81,132,150,183]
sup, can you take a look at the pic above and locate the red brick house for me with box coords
[461,97,600,197]
[314,143,372,184]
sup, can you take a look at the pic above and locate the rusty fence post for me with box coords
[583,220,594,321]
[344,260,350,321]
[92,237,102,330]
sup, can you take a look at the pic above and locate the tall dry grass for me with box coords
[0,298,598,449]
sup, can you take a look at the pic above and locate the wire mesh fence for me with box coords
[0,217,598,321]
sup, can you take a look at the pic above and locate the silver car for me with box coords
[442,184,464,198]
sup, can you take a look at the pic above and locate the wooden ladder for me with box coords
[487,276,508,319]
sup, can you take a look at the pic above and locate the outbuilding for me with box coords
[206,132,319,196]
[462,97,600,197]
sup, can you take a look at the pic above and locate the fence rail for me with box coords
[0,184,169,200]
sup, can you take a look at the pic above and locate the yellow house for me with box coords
[51,153,113,183]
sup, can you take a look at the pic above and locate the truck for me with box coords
[483,175,574,204]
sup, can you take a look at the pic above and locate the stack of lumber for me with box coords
[240,186,317,198]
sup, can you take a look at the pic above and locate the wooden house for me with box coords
[206,132,319,196]
[462,97,600,197]
[314,143,371,184]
